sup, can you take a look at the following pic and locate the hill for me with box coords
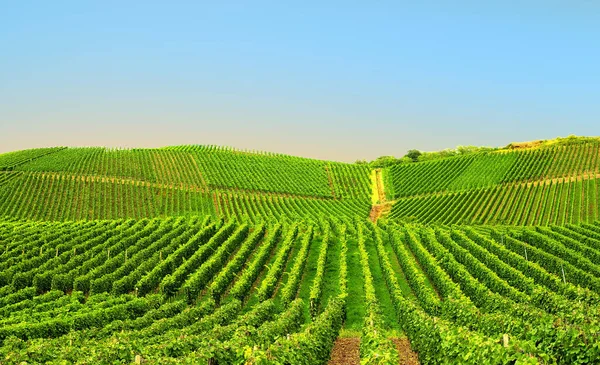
[0,138,599,364]
[1,139,599,227]
[386,140,600,225]
[0,145,371,222]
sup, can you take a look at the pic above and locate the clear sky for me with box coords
[2,1,599,162]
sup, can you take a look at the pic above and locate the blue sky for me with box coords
[1,1,599,161]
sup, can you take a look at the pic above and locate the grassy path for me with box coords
[365,234,400,331]
[345,237,366,330]
[382,233,416,299]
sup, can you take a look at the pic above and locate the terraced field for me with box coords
[0,140,599,364]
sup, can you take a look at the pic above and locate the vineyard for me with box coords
[0,146,371,222]
[0,140,599,364]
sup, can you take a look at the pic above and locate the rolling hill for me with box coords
[0,145,371,222]
[0,138,599,364]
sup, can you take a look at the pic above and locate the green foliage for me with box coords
[309,224,330,318]
[405,149,422,162]
[1,217,600,363]
[0,148,65,171]
[2,140,600,364]
[0,145,371,222]
[228,223,282,301]
[356,222,399,364]
[262,297,346,364]
[280,226,314,306]
[388,141,600,225]
[256,224,299,302]
[370,155,410,168]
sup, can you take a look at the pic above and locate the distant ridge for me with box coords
[0,136,599,226]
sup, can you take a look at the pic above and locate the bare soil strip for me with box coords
[392,338,420,365]
[328,337,360,365]
[328,337,421,365]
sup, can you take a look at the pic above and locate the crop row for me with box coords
[389,141,600,198]
[390,176,600,226]
[1,216,600,363]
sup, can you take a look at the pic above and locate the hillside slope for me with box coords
[0,216,599,363]
[0,146,371,222]
[0,140,599,226]
[386,141,600,225]
[1,139,600,364]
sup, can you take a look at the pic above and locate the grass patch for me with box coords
[344,237,366,331]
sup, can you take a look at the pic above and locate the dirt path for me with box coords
[328,338,360,365]
[392,338,420,365]
[328,337,420,365]
[369,169,392,222]
[369,204,384,222]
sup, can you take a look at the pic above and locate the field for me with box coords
[0,141,599,364]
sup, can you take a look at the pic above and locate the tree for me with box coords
[405,149,422,162]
